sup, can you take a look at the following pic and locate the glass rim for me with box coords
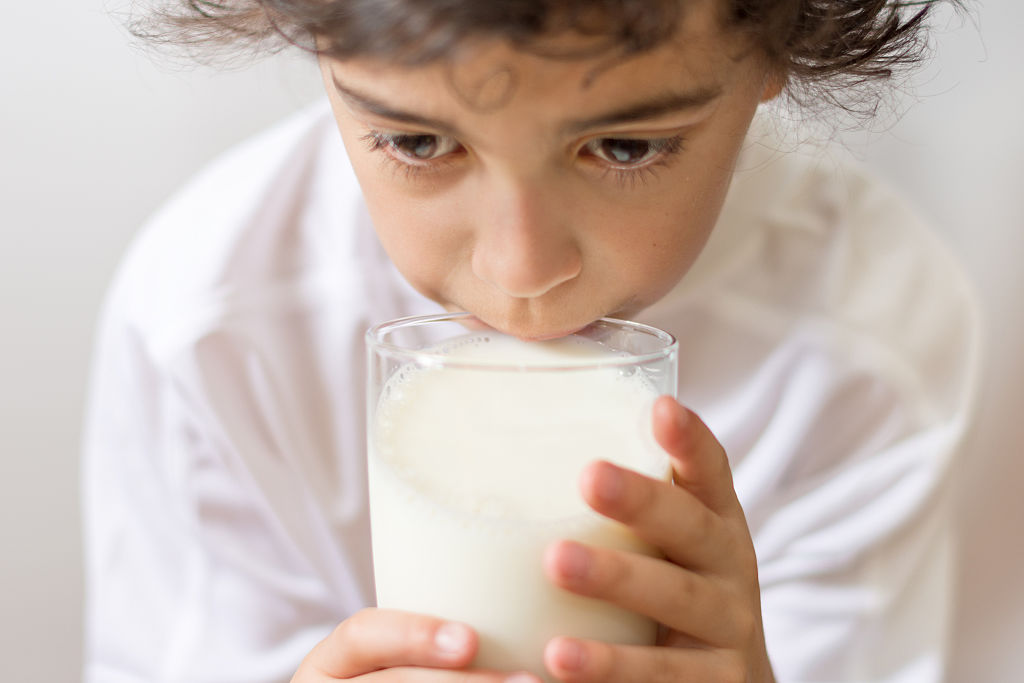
[366,312,677,371]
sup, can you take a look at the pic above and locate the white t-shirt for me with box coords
[82,102,981,683]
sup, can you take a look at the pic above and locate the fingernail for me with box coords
[435,622,471,655]
[595,464,624,503]
[553,637,587,671]
[558,541,591,581]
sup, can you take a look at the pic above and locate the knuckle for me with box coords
[723,520,756,562]
[650,647,681,683]
[731,606,758,645]
[688,505,718,547]
[600,550,636,600]
[741,545,760,577]
[408,616,437,652]
[718,654,748,683]
[622,474,659,521]
[669,569,696,610]
[583,640,615,680]
[335,611,364,644]
[453,671,501,683]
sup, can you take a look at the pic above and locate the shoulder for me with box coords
[638,125,985,572]
[655,119,982,432]
[758,126,978,410]
[99,100,368,364]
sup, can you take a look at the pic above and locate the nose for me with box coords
[471,179,582,299]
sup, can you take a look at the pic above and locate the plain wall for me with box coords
[1,1,1020,681]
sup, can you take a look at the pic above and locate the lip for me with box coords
[442,303,590,341]
[516,327,587,342]
[476,316,589,342]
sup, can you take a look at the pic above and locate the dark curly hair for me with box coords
[132,0,959,114]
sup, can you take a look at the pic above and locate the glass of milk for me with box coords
[366,313,678,680]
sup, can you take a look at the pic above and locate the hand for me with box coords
[543,396,774,682]
[291,608,542,682]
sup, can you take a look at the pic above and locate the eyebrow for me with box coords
[334,76,459,135]
[561,87,722,134]
[332,74,722,137]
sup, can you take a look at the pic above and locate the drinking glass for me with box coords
[366,312,678,680]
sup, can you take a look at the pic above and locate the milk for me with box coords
[368,333,671,679]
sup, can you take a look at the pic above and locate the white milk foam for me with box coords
[368,332,670,679]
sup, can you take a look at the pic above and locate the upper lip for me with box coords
[446,305,595,341]
[514,326,587,342]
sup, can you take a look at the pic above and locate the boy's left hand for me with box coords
[543,395,774,683]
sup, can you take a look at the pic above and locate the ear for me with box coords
[760,69,787,102]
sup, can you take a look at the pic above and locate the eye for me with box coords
[582,137,681,167]
[369,132,462,162]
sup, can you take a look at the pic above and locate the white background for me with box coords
[1,1,1020,681]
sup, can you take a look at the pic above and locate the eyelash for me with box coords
[360,131,461,180]
[359,130,686,187]
[591,136,685,188]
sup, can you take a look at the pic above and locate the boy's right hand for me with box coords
[291,608,540,682]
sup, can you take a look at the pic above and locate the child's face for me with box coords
[321,1,778,340]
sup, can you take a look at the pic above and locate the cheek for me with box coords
[325,102,470,303]
[340,128,465,246]
[355,171,470,297]
[594,192,719,292]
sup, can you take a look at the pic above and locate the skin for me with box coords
[294,1,781,681]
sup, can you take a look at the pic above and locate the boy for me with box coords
[83,1,979,681]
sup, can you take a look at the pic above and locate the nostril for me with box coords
[471,245,581,299]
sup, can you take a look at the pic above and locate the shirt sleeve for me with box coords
[81,293,370,683]
[696,156,984,682]
[81,104,375,683]
[743,337,970,683]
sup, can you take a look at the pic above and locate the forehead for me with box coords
[335,2,745,92]
[325,1,756,130]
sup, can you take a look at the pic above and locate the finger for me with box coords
[359,666,543,683]
[579,460,735,571]
[652,396,741,518]
[544,540,748,648]
[302,608,477,678]
[544,637,744,683]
